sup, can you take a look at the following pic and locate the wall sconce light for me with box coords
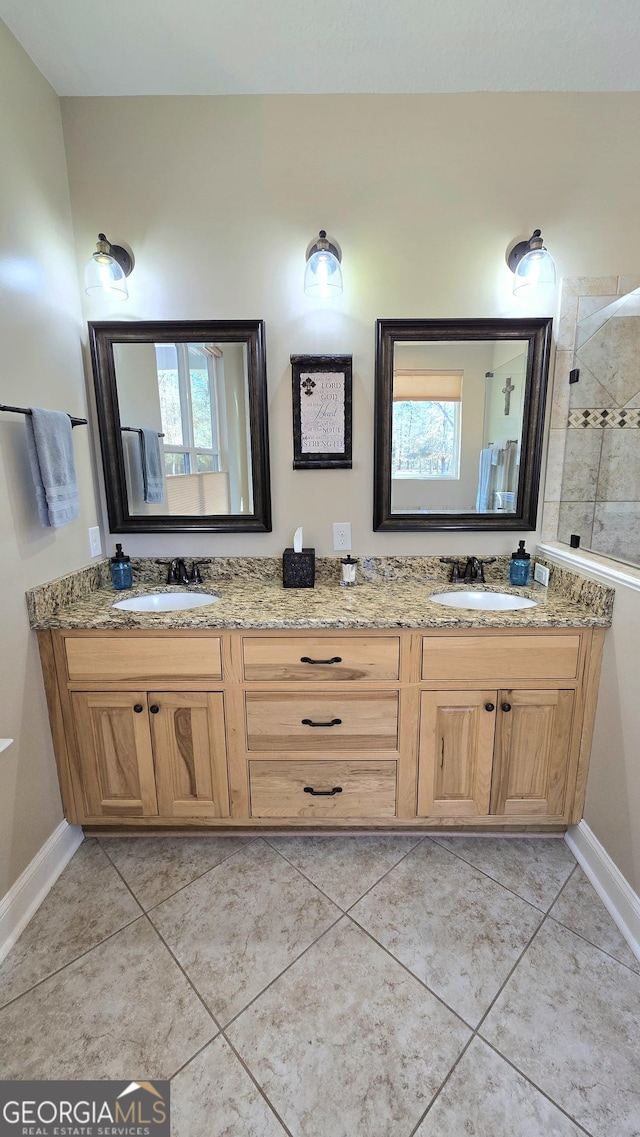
[84,233,133,300]
[304,230,343,298]
[507,229,556,294]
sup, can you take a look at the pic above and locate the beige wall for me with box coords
[60,93,640,560]
[0,22,101,895]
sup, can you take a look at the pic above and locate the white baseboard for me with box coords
[565,821,640,964]
[0,821,83,965]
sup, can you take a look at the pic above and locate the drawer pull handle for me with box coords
[303,786,343,797]
[485,702,495,712]
[502,702,512,713]
[149,704,160,714]
[133,704,144,714]
[300,656,342,665]
[301,718,342,728]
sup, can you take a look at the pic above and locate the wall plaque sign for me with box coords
[291,354,352,469]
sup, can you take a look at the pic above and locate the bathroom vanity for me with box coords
[29,557,612,834]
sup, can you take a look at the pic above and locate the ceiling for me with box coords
[1,0,639,96]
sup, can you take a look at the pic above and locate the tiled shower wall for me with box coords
[542,275,640,569]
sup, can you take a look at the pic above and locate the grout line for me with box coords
[220,912,346,1033]
[406,1034,476,1137]
[427,834,576,916]
[344,913,475,1033]
[218,1030,295,1137]
[0,913,146,1014]
[98,833,262,915]
[473,912,547,1036]
[144,910,222,1041]
[169,1034,218,1082]
[545,912,640,977]
[477,1036,596,1137]
[264,832,428,915]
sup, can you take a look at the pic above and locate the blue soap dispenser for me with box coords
[110,543,133,590]
[509,540,531,586]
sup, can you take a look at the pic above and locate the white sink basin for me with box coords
[430,590,537,611]
[113,592,220,612]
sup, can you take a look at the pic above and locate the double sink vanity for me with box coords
[28,555,613,835]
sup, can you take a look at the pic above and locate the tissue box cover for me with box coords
[282,548,316,588]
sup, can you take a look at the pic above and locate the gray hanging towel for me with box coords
[139,428,164,503]
[26,407,79,528]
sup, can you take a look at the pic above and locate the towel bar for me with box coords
[0,404,88,427]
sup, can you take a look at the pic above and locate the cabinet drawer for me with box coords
[65,636,222,682]
[245,692,399,750]
[242,636,401,681]
[249,760,397,817]
[421,635,581,682]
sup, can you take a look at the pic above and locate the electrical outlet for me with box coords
[534,562,550,587]
[333,521,352,551]
[88,526,102,558]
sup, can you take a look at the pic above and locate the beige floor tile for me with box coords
[481,919,640,1137]
[171,1036,286,1137]
[431,836,576,911]
[228,918,470,1137]
[350,840,542,1025]
[99,834,253,909]
[0,918,216,1079]
[268,834,423,909]
[550,866,640,972]
[0,839,141,1008]
[416,1037,584,1136]
[151,839,339,1025]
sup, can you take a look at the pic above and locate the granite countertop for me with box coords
[27,557,614,631]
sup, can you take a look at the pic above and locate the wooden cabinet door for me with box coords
[71,692,158,819]
[417,691,496,817]
[491,689,575,818]
[150,692,230,818]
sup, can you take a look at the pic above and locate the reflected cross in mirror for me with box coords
[502,378,515,415]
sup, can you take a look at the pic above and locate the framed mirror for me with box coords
[89,320,271,532]
[373,318,552,531]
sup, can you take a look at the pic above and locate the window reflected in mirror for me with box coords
[374,318,551,532]
[114,341,253,517]
[390,341,527,515]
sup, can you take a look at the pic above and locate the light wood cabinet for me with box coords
[69,687,229,822]
[39,625,605,833]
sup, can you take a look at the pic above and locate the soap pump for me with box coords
[509,540,531,587]
[110,543,133,590]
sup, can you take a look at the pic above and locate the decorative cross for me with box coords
[502,378,515,415]
[301,377,316,397]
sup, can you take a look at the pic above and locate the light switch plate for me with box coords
[88,526,102,558]
[333,522,352,551]
[534,562,550,587]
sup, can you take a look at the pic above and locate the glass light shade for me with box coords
[304,248,343,299]
[513,246,556,294]
[84,251,129,299]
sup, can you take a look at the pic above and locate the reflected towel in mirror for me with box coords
[139,427,164,503]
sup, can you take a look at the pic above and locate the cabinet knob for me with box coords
[502,702,512,713]
[149,704,160,714]
[133,704,144,714]
[484,702,495,712]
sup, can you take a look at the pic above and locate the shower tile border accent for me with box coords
[542,275,640,546]
[568,409,640,429]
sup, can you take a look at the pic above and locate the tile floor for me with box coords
[1,833,639,1136]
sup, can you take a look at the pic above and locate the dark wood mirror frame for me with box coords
[373,317,552,532]
[89,320,272,533]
